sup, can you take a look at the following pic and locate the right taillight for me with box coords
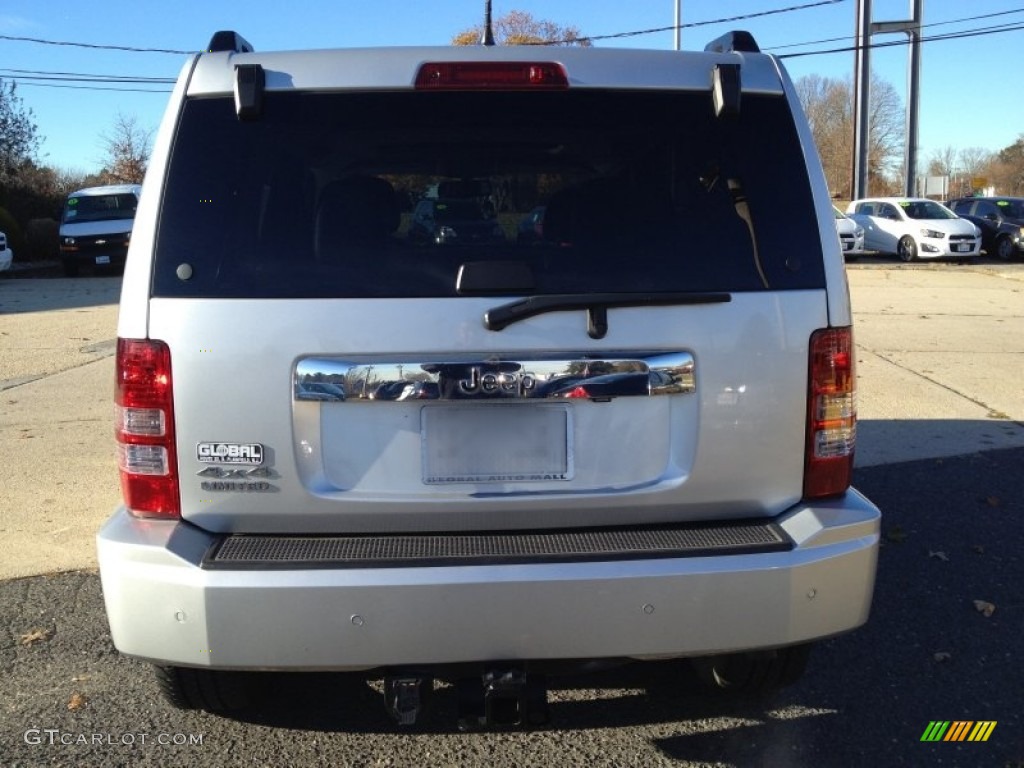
[804,327,856,499]
[114,338,180,518]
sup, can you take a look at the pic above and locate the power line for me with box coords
[0,68,174,92]
[768,7,1024,51]
[4,4,1022,94]
[15,82,172,93]
[0,33,191,55]
[0,67,173,83]
[1,73,173,86]
[778,20,1024,59]
[536,0,847,45]
[769,8,1024,53]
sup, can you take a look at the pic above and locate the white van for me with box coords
[59,184,141,276]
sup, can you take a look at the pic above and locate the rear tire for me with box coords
[897,236,918,263]
[994,234,1016,261]
[690,644,812,696]
[154,665,255,711]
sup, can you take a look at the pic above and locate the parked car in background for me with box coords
[833,206,865,258]
[294,381,346,401]
[947,196,1024,261]
[516,206,546,245]
[408,198,505,246]
[0,231,12,272]
[59,184,141,276]
[846,197,981,262]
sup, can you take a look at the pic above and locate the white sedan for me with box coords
[833,206,864,257]
[0,231,12,272]
[846,197,981,261]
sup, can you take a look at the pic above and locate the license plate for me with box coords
[95,255,111,265]
[842,242,852,251]
[955,243,972,253]
[422,405,572,484]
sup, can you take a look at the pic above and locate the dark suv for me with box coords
[408,198,505,246]
[948,197,1024,260]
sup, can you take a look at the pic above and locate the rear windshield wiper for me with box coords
[483,292,732,339]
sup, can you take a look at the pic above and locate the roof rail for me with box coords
[704,30,760,54]
[207,31,255,54]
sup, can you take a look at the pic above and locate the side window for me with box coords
[413,201,431,221]
[951,200,971,214]
[975,201,998,218]
[879,204,899,219]
[856,203,875,216]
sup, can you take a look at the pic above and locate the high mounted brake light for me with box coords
[804,327,856,499]
[115,338,180,518]
[415,62,568,90]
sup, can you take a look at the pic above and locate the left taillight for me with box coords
[114,338,179,518]
[804,327,856,499]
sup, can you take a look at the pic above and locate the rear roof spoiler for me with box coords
[207,31,254,54]
[704,31,760,54]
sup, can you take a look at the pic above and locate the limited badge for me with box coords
[196,442,264,465]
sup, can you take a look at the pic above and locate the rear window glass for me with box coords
[153,90,824,298]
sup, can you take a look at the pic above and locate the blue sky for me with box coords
[2,0,1022,174]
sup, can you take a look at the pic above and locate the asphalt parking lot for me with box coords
[1,261,1022,767]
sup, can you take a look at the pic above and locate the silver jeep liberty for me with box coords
[97,28,879,727]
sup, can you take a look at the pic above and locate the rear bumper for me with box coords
[97,491,880,670]
[60,243,129,268]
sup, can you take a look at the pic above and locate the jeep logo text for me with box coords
[457,367,536,396]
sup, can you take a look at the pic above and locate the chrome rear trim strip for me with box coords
[295,352,695,402]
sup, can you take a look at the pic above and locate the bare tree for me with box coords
[795,74,852,197]
[958,147,993,175]
[958,147,995,186]
[926,146,958,176]
[866,75,904,187]
[453,10,590,46]
[99,113,152,185]
[795,73,903,199]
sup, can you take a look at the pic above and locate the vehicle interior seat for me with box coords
[314,176,400,261]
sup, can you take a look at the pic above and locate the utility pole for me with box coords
[852,0,924,199]
[871,0,923,196]
[674,0,682,51]
[851,0,872,200]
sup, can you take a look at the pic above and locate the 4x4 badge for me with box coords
[197,466,272,479]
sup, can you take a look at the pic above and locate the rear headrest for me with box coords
[315,176,399,255]
[544,178,672,248]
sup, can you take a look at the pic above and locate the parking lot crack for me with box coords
[864,348,1023,424]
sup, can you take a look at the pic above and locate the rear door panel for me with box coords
[151,291,827,533]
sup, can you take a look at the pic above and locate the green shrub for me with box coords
[26,218,59,261]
